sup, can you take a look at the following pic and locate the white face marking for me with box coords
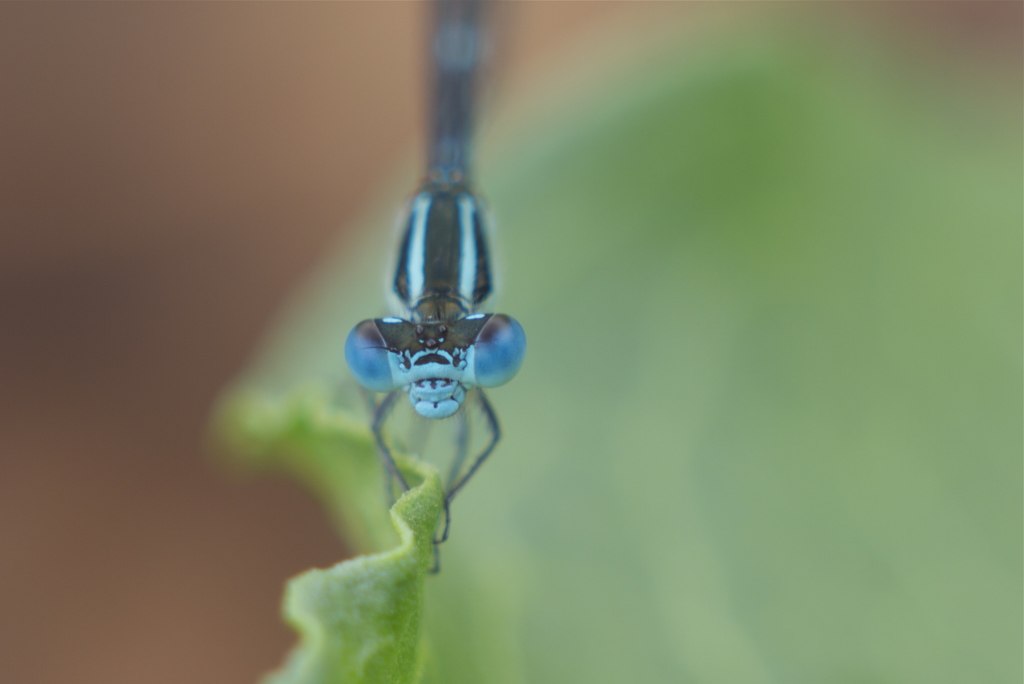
[380,329,481,418]
[457,195,478,304]
[381,316,403,324]
[405,193,431,302]
[410,381,465,419]
[465,313,485,320]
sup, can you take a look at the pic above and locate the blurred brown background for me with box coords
[0,3,1018,683]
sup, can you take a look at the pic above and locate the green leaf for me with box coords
[215,12,1020,684]
[216,389,443,684]
[265,465,441,684]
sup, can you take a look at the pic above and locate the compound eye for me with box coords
[469,314,526,388]
[345,320,401,392]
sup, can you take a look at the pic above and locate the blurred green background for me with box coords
[0,3,1019,683]
[235,7,1021,684]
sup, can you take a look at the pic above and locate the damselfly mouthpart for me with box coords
[344,0,525,569]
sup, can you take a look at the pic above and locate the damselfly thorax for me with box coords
[392,183,492,322]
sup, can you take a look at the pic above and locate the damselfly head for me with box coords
[345,313,526,418]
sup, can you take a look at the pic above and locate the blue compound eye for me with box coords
[469,314,526,388]
[345,320,401,392]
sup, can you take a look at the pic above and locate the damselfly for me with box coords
[345,0,526,561]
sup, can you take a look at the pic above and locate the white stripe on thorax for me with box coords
[457,195,477,304]
[405,193,431,302]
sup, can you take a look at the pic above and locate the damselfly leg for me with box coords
[436,388,500,545]
[372,390,409,497]
[370,386,501,547]
[446,404,471,494]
